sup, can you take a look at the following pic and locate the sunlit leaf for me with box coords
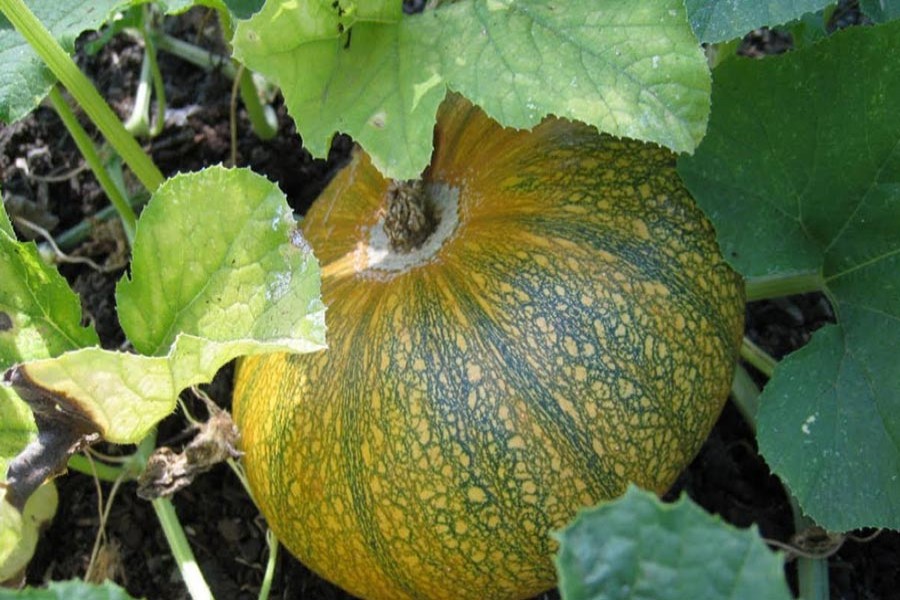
[233,0,709,179]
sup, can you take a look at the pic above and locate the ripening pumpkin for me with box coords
[233,94,745,600]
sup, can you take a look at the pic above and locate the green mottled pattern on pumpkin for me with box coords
[234,95,745,600]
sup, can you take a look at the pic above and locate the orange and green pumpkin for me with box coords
[233,94,745,600]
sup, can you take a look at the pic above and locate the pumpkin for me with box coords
[233,94,745,600]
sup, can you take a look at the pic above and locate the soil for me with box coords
[2,5,898,600]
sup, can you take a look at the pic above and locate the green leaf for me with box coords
[439,1,709,154]
[0,387,34,477]
[677,22,900,530]
[220,0,265,19]
[0,482,57,583]
[685,0,832,43]
[0,579,139,599]
[116,165,324,357]
[151,0,195,14]
[554,486,791,600]
[0,200,12,237]
[0,219,100,371]
[860,0,900,22]
[0,202,76,582]
[10,166,325,444]
[233,0,710,179]
[0,0,127,123]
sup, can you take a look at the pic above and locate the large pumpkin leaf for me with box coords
[232,0,710,179]
[685,0,833,43]
[555,486,791,600]
[0,0,128,123]
[677,22,900,531]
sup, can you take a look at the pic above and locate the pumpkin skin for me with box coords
[233,95,745,600]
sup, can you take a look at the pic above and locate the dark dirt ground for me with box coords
[2,4,899,600]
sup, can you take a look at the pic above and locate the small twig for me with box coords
[84,454,127,582]
[847,529,883,544]
[764,534,846,561]
[13,215,109,272]
[85,447,133,464]
[24,162,89,183]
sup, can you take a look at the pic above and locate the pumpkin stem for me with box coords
[384,179,439,252]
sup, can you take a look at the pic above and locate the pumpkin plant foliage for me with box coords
[232,0,712,180]
[859,0,900,22]
[0,579,139,599]
[678,19,900,531]
[554,486,792,600]
[0,0,257,125]
[0,167,324,576]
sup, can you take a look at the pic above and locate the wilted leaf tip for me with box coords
[2,365,101,511]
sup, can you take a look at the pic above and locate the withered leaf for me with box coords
[137,409,240,500]
[3,365,100,511]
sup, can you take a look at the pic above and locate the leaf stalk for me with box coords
[740,336,778,379]
[152,497,216,600]
[744,271,824,302]
[151,32,277,140]
[47,87,137,244]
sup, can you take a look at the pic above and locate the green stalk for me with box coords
[740,336,778,379]
[744,271,824,302]
[226,458,278,600]
[792,496,831,600]
[43,188,148,258]
[258,530,278,600]
[133,433,215,600]
[152,498,215,600]
[67,454,128,483]
[154,33,238,79]
[729,363,760,425]
[47,86,137,244]
[238,69,278,140]
[152,32,277,139]
[145,27,167,138]
[0,0,163,192]
[124,45,154,137]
